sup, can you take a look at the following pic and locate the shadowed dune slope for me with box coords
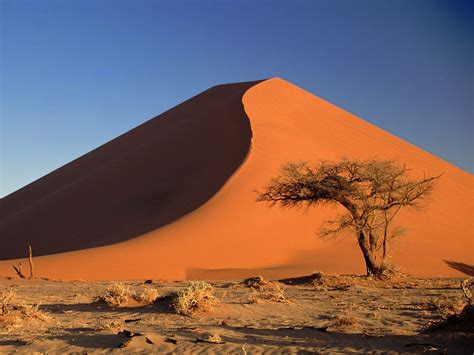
[0,81,260,259]
[0,78,472,279]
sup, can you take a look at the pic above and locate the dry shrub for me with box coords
[172,281,218,316]
[242,276,267,289]
[0,288,49,333]
[425,297,465,317]
[248,290,262,304]
[329,314,358,331]
[133,287,159,305]
[97,284,160,307]
[265,285,290,303]
[96,319,123,331]
[96,283,131,307]
[207,333,223,343]
[0,288,47,320]
[249,285,291,304]
[376,262,407,279]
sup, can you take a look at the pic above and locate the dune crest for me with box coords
[0,78,472,279]
[0,81,258,259]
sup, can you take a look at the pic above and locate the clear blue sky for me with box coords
[1,0,472,197]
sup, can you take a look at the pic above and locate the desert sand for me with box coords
[0,275,472,353]
[0,78,473,279]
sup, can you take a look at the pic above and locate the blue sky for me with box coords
[1,0,472,197]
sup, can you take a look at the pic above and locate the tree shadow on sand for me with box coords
[444,260,474,277]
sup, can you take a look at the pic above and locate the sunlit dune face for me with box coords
[0,78,472,280]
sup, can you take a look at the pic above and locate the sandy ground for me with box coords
[1,275,472,353]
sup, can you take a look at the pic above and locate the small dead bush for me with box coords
[133,287,159,305]
[249,285,291,304]
[0,289,46,320]
[329,314,358,331]
[207,333,223,343]
[425,297,465,317]
[376,262,407,279]
[95,319,123,331]
[248,290,262,304]
[0,288,49,332]
[96,283,131,307]
[172,281,218,316]
[265,285,290,303]
[242,276,267,289]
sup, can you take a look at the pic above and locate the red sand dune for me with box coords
[0,78,472,279]
[0,81,258,259]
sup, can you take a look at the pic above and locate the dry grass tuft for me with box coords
[242,276,267,289]
[206,333,223,343]
[248,290,263,304]
[265,285,290,303]
[133,287,159,305]
[376,262,408,279]
[172,281,219,316]
[0,288,50,334]
[329,313,358,331]
[424,297,465,317]
[0,288,47,320]
[96,283,131,307]
[95,319,123,331]
[248,285,291,304]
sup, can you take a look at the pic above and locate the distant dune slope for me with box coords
[0,78,472,279]
[0,81,259,259]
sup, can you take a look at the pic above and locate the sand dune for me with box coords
[0,81,258,258]
[0,78,472,279]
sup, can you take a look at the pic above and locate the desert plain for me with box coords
[0,273,473,353]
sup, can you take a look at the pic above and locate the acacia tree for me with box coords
[257,159,440,276]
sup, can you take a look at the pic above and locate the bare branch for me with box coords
[257,158,441,276]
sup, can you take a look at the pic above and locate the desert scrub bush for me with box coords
[95,319,123,331]
[265,285,290,303]
[206,333,223,343]
[329,313,358,331]
[172,281,218,316]
[133,287,159,305]
[0,288,45,319]
[96,283,131,307]
[424,296,465,317]
[248,290,262,304]
[248,285,291,304]
[242,276,267,289]
[0,289,51,333]
[375,261,407,279]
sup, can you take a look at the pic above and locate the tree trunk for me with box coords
[357,231,381,276]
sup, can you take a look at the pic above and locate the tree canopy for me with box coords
[257,159,440,276]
